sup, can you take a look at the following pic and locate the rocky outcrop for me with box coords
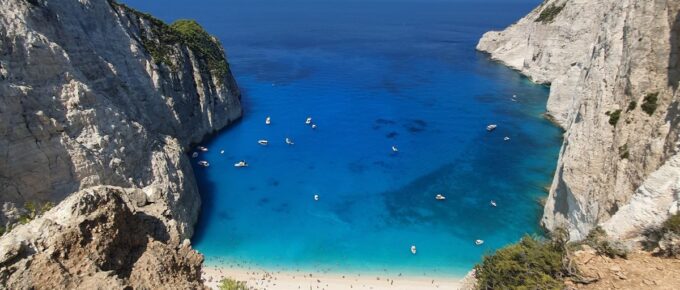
[0,0,242,287]
[0,186,206,289]
[478,0,680,240]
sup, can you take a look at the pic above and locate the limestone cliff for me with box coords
[0,0,241,287]
[477,0,680,240]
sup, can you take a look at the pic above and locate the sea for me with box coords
[122,0,559,277]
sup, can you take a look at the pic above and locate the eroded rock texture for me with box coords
[478,0,680,240]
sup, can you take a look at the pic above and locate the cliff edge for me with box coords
[0,0,242,287]
[477,0,680,240]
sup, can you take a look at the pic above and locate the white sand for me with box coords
[202,264,468,290]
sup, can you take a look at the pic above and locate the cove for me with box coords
[122,0,558,277]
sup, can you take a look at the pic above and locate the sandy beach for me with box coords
[202,263,472,290]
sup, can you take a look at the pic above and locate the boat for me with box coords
[311,124,317,129]
[314,194,319,201]
[306,117,312,125]
[191,152,198,158]
[490,200,497,207]
[410,245,417,255]
[197,146,208,152]
[504,137,510,141]
[486,124,497,132]
[475,240,484,246]
[285,137,294,145]
[435,194,446,200]
[265,116,271,125]
[234,160,248,168]
[258,139,269,146]
[220,150,225,154]
[392,146,399,152]
[198,160,209,167]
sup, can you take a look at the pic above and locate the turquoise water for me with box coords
[123,0,558,277]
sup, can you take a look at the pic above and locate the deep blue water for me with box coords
[124,0,559,277]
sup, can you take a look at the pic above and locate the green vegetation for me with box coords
[536,4,566,23]
[18,201,54,224]
[475,235,566,290]
[660,213,680,235]
[641,92,659,116]
[583,226,628,258]
[607,109,622,126]
[110,1,229,80]
[0,226,5,237]
[627,101,637,112]
[170,20,230,79]
[218,278,248,290]
[619,144,629,159]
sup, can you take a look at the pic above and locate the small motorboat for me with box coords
[311,124,317,129]
[234,160,248,168]
[435,194,446,201]
[258,139,269,146]
[486,124,497,132]
[410,245,417,255]
[504,137,510,141]
[313,194,319,201]
[392,146,399,152]
[197,146,208,152]
[198,160,210,167]
[475,239,484,246]
[285,137,294,145]
[265,116,271,125]
[220,150,225,154]
[490,200,497,207]
[306,117,312,125]
[191,152,199,158]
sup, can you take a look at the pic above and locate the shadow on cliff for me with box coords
[669,10,680,89]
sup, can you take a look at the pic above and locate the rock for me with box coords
[478,0,680,240]
[0,0,242,288]
[0,187,207,289]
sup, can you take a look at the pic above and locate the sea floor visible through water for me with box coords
[123,0,558,278]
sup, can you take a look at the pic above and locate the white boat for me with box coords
[234,160,248,168]
[311,124,317,129]
[486,124,497,132]
[220,150,225,154]
[285,137,294,145]
[410,245,417,255]
[392,146,399,152]
[490,200,497,207]
[314,194,319,201]
[198,160,209,167]
[197,146,208,152]
[191,152,198,158]
[306,117,312,125]
[265,116,271,125]
[504,137,510,141]
[258,139,269,146]
[475,239,484,246]
[435,194,446,200]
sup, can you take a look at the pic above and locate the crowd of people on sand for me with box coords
[201,256,459,289]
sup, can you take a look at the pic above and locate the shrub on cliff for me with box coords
[218,278,248,290]
[583,226,628,258]
[170,19,229,79]
[475,235,566,290]
[641,92,659,115]
[536,4,566,23]
[606,109,622,126]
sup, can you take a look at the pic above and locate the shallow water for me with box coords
[123,0,558,277]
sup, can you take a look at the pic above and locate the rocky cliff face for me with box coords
[478,0,680,240]
[0,0,241,287]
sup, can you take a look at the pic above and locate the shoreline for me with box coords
[202,263,473,289]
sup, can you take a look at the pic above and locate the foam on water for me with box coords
[123,0,555,277]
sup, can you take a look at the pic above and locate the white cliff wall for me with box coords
[477,0,680,240]
[0,0,242,238]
